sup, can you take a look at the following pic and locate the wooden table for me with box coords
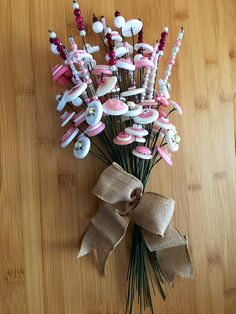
[1,0,236,313]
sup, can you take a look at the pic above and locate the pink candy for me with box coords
[52,64,72,86]
[156,146,173,166]
[73,110,86,127]
[61,126,75,142]
[113,132,135,145]
[135,57,154,69]
[136,146,151,154]
[85,122,105,137]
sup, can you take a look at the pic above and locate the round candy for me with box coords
[122,19,143,37]
[103,99,128,115]
[116,58,135,71]
[92,65,112,76]
[73,110,86,127]
[135,57,154,69]
[73,134,91,159]
[169,100,183,115]
[60,126,79,148]
[132,146,152,159]
[121,87,145,97]
[106,27,112,33]
[85,121,105,137]
[86,101,103,125]
[60,111,76,127]
[57,91,68,112]
[154,117,176,130]
[92,21,104,33]
[166,129,180,152]
[66,83,88,102]
[114,15,126,28]
[125,123,148,136]
[72,97,83,107]
[156,146,172,166]
[134,43,154,54]
[133,109,159,124]
[123,103,142,117]
[96,76,117,97]
[113,132,135,145]
[135,136,146,143]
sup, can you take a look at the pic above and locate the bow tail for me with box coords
[78,202,130,274]
[143,225,193,283]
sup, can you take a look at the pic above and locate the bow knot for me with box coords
[78,163,193,282]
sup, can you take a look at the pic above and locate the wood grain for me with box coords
[1,0,236,313]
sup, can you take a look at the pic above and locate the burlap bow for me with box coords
[78,163,193,282]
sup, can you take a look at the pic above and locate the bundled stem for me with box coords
[126,224,166,314]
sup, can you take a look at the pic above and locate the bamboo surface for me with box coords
[1,0,236,313]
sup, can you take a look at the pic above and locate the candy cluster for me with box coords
[49,1,184,168]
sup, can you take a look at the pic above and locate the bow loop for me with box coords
[92,163,143,204]
[133,192,175,236]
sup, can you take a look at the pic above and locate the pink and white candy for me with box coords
[85,121,105,137]
[166,129,181,152]
[113,132,135,145]
[125,123,148,136]
[60,126,79,148]
[86,101,103,125]
[132,146,152,159]
[134,109,159,124]
[60,111,76,127]
[103,99,128,116]
[73,134,91,159]
[156,146,173,166]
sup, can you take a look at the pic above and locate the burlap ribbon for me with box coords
[78,163,193,282]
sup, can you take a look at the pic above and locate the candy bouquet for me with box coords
[49,1,193,313]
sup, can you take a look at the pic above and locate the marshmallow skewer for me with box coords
[159,27,184,98]
[146,26,169,99]
[140,43,158,102]
[163,27,184,85]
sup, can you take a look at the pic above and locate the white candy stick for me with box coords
[140,43,158,102]
[147,49,162,99]
[160,27,184,95]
